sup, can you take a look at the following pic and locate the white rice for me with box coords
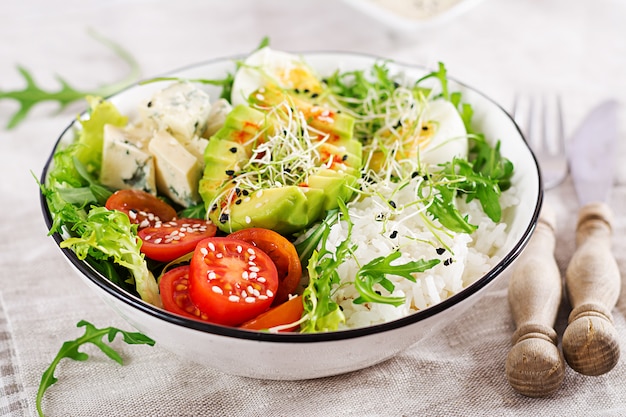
[324,179,519,330]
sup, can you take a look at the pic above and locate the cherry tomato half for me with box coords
[158,265,210,322]
[189,237,279,326]
[239,295,304,332]
[228,228,302,305]
[105,189,177,228]
[138,218,217,262]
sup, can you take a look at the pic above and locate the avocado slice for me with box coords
[198,139,248,205]
[307,169,358,211]
[211,104,269,153]
[249,86,354,143]
[199,91,361,236]
[210,185,326,235]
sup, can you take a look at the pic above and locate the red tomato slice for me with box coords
[189,237,279,326]
[105,189,177,228]
[239,295,304,332]
[158,265,211,322]
[138,218,217,262]
[228,228,302,305]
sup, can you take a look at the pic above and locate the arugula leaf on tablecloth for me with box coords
[36,320,155,417]
[0,29,140,130]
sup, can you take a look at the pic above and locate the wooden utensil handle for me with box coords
[505,205,565,397]
[563,202,621,376]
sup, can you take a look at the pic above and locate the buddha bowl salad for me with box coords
[42,46,516,333]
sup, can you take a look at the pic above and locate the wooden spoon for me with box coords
[506,205,565,397]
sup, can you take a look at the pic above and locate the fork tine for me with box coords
[555,95,565,155]
[512,92,568,189]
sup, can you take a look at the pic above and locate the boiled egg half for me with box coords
[231,47,323,106]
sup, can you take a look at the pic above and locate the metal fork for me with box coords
[511,95,568,189]
[505,94,569,397]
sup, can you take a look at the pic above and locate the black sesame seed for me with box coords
[390,230,398,239]
[229,147,237,153]
[342,154,348,161]
[311,92,319,98]
[411,171,419,178]
[225,170,235,176]
[147,101,152,108]
[211,204,218,212]
[242,189,249,196]
[422,125,429,131]
[436,248,446,255]
[235,199,242,205]
[303,89,310,94]
[219,213,229,223]
[389,200,397,209]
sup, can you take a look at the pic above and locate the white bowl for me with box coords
[40,52,542,380]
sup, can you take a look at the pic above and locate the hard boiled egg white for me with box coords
[419,99,468,167]
[231,47,323,106]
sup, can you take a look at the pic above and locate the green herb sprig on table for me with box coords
[1,29,140,130]
[36,320,155,417]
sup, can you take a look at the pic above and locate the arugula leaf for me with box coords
[294,208,339,267]
[36,320,155,417]
[300,205,349,332]
[1,29,139,130]
[354,251,440,306]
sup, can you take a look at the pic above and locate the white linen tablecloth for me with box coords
[2,0,626,415]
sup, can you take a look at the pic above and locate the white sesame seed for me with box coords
[257,276,265,283]
[236,245,242,253]
[249,272,258,279]
[258,295,268,300]
[247,285,254,293]
[144,235,152,241]
[216,253,223,258]
[249,255,256,261]
[208,242,216,251]
[244,297,256,303]
[249,266,260,272]
[208,271,217,280]
[128,210,137,220]
[242,271,249,279]
[245,216,252,224]
[241,290,248,298]
[266,289,274,297]
[228,295,240,302]
[154,238,162,244]
[139,219,150,228]
[200,247,208,256]
[247,248,255,255]
[212,286,223,294]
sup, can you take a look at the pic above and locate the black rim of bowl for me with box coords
[39,51,544,343]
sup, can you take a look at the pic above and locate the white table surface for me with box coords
[2,0,626,415]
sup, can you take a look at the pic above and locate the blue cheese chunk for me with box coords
[139,81,212,142]
[203,98,233,138]
[149,130,203,207]
[100,124,156,194]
